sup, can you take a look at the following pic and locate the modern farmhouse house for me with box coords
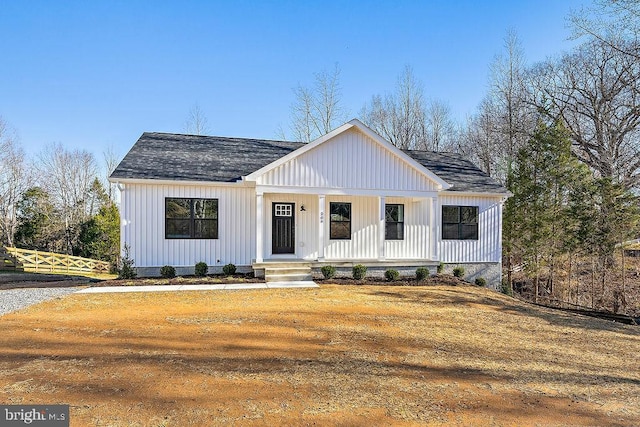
[110,119,508,288]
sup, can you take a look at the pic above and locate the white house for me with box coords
[110,119,509,288]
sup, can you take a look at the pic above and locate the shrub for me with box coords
[437,262,444,274]
[222,263,236,276]
[195,262,208,277]
[109,262,119,275]
[453,266,465,278]
[160,265,176,278]
[475,277,487,287]
[117,244,137,279]
[416,267,429,281]
[352,264,367,280]
[321,265,336,279]
[385,269,400,282]
[501,280,513,296]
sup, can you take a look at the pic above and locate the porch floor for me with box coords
[253,259,439,268]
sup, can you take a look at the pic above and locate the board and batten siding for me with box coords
[120,183,255,268]
[262,194,434,261]
[257,128,439,192]
[384,197,431,260]
[437,194,503,263]
[322,195,433,260]
[324,195,380,260]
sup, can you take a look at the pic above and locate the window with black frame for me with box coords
[385,204,404,240]
[166,198,218,239]
[330,202,351,240]
[442,205,478,240]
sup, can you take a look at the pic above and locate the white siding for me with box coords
[384,197,431,260]
[121,183,255,268]
[258,128,439,192]
[437,194,503,263]
[324,195,380,260]
[259,194,434,261]
[121,185,503,267]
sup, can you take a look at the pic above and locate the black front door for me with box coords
[272,203,295,254]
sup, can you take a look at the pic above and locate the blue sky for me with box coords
[1,0,586,161]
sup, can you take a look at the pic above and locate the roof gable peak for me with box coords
[245,119,451,190]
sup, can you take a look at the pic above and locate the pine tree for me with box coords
[505,121,588,302]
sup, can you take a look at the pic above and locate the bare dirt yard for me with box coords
[0,284,638,426]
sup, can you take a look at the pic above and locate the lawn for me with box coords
[0,285,638,426]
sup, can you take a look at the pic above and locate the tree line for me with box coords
[0,125,120,267]
[279,1,640,314]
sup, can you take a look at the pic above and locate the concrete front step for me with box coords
[265,267,311,275]
[264,266,313,283]
[266,273,313,282]
[253,261,313,281]
[254,262,312,269]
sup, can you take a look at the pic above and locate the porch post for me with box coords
[379,196,386,260]
[256,192,264,263]
[318,194,325,261]
[429,196,438,261]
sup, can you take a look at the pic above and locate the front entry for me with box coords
[272,203,295,254]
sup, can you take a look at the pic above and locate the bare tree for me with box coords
[37,143,98,254]
[490,30,533,181]
[529,39,640,188]
[460,97,500,176]
[360,65,427,149]
[460,30,534,183]
[313,65,345,135]
[290,85,316,142]
[422,99,458,152]
[0,118,31,246]
[103,145,120,202]
[183,104,210,135]
[570,0,640,60]
[288,64,347,142]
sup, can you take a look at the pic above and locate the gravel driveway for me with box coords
[0,287,78,316]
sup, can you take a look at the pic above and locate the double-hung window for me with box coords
[330,202,351,240]
[165,198,218,239]
[442,205,478,240]
[385,204,404,240]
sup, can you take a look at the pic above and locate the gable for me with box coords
[254,127,442,192]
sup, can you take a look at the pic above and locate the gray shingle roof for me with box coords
[111,132,507,193]
[403,150,507,193]
[111,132,303,183]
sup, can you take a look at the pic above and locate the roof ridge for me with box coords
[141,131,302,145]
[403,148,463,156]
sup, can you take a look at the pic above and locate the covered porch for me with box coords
[252,258,440,281]
[253,188,440,279]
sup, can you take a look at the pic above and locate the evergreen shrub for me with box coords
[321,265,336,279]
[352,264,367,280]
[222,263,236,276]
[416,267,429,281]
[195,262,208,277]
[385,269,400,281]
[160,265,176,278]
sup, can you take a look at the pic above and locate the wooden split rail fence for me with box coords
[2,247,110,275]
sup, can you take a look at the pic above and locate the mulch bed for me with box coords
[0,271,473,289]
[100,273,472,288]
[92,273,263,287]
[316,274,469,287]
